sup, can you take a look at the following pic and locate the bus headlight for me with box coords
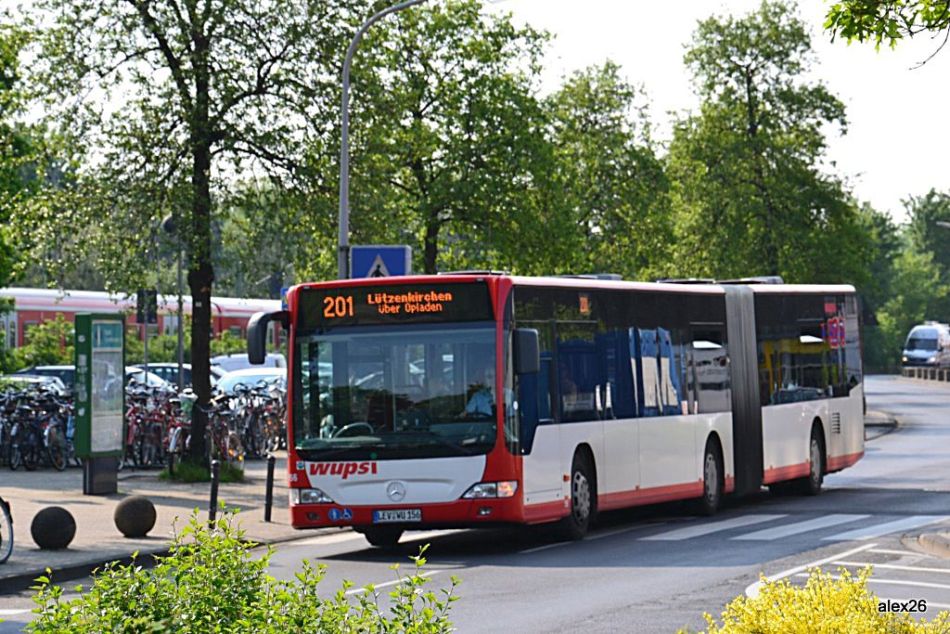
[928,355,938,363]
[293,488,334,504]
[462,481,518,499]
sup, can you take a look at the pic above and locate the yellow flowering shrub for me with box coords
[692,567,950,634]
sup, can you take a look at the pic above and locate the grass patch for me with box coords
[160,460,245,483]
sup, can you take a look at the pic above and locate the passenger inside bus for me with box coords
[463,365,495,418]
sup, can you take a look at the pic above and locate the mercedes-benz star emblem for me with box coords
[386,481,407,502]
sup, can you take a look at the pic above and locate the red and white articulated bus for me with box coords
[248,273,864,548]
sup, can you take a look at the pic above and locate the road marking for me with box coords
[793,572,950,590]
[520,541,572,555]
[823,515,950,541]
[400,529,464,543]
[641,514,787,541]
[295,531,363,546]
[0,609,30,616]
[345,570,440,595]
[588,526,646,541]
[744,542,877,598]
[295,528,461,548]
[835,560,950,575]
[869,548,915,556]
[733,514,869,541]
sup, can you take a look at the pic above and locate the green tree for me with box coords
[854,203,902,371]
[0,24,43,289]
[826,0,950,51]
[343,0,551,275]
[215,181,305,298]
[667,1,868,284]
[21,0,353,462]
[899,189,950,323]
[543,62,671,279]
[877,248,948,366]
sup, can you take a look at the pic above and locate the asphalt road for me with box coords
[4,375,950,632]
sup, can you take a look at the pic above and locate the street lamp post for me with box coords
[338,0,429,280]
[162,214,185,391]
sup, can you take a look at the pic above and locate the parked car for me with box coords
[12,364,168,391]
[0,374,69,396]
[211,352,286,374]
[902,322,950,367]
[130,363,226,388]
[13,365,76,390]
[125,367,170,389]
[216,367,286,395]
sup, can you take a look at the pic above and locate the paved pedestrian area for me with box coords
[0,454,339,593]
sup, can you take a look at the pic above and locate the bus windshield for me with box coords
[294,323,497,460]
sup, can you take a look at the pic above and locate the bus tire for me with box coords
[798,427,825,496]
[696,438,723,516]
[362,527,403,549]
[558,451,595,540]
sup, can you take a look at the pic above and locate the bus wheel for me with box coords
[696,439,723,516]
[362,527,403,549]
[559,453,595,540]
[799,428,825,496]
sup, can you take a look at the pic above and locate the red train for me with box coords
[0,287,282,349]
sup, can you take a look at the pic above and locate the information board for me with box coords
[74,314,125,458]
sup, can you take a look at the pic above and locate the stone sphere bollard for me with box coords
[31,506,76,550]
[114,496,157,538]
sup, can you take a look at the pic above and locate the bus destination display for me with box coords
[299,283,493,329]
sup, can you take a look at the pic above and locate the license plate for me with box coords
[372,509,422,523]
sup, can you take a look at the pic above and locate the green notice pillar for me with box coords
[74,313,125,494]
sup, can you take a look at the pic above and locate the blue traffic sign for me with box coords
[351,245,412,278]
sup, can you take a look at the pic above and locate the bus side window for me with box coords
[637,328,660,417]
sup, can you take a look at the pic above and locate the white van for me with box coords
[211,352,286,374]
[902,322,950,367]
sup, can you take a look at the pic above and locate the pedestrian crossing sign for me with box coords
[351,245,411,279]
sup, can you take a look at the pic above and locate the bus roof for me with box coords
[291,274,856,296]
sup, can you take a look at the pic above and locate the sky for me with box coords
[487,0,950,224]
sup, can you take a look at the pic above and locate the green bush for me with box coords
[159,460,245,483]
[690,567,949,634]
[28,512,459,633]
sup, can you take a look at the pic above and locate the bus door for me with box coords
[555,324,606,496]
[634,327,696,491]
[598,329,639,496]
[516,322,561,513]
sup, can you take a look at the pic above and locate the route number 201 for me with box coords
[323,295,354,319]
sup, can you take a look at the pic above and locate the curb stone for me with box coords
[0,526,346,595]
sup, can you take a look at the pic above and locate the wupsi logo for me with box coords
[309,461,378,479]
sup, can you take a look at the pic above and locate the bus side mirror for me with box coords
[247,311,289,365]
[514,328,540,375]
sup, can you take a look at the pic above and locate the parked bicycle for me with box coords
[0,495,12,564]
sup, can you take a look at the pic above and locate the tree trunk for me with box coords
[744,69,780,277]
[187,33,214,464]
[424,216,439,274]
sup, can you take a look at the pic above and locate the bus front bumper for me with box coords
[290,496,524,529]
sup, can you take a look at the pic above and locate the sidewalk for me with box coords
[0,454,342,594]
